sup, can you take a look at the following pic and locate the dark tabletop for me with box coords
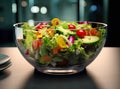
[0,47,120,89]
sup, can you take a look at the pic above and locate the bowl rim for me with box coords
[13,21,107,28]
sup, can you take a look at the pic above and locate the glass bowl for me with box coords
[13,19,107,75]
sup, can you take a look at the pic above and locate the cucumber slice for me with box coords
[82,36,99,44]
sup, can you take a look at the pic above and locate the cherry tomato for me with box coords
[76,29,86,38]
[68,24,76,30]
[32,39,42,50]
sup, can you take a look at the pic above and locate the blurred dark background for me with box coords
[0,0,119,47]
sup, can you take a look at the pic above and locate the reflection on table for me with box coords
[0,47,120,89]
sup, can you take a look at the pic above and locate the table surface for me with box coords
[0,47,120,89]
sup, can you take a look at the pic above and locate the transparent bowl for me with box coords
[13,20,107,75]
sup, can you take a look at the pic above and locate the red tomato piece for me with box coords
[52,46,61,54]
[36,23,44,29]
[76,29,86,38]
[32,39,42,50]
[68,24,76,30]
[90,28,99,36]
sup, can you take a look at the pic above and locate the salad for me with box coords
[17,18,106,67]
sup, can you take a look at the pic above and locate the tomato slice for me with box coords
[52,46,61,54]
[90,28,99,36]
[32,39,42,50]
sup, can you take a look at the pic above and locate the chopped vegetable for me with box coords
[76,29,86,38]
[51,18,61,25]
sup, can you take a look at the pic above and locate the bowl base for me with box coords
[36,66,85,75]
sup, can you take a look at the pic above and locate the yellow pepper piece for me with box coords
[46,28,55,37]
[51,18,60,25]
[56,36,67,48]
[36,31,43,39]
[87,24,92,29]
